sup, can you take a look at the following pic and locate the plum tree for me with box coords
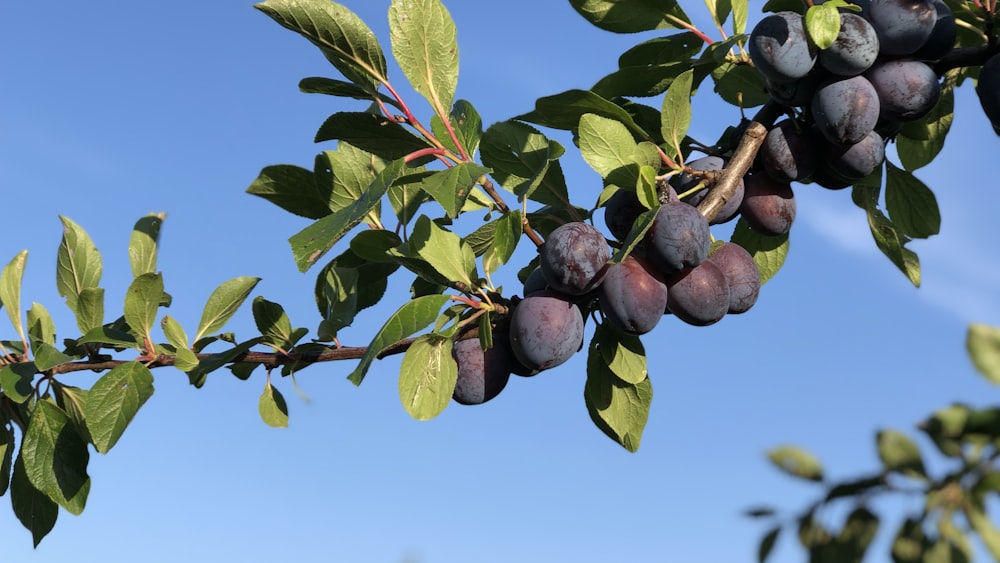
[597,256,668,335]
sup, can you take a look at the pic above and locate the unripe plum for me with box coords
[452,337,511,405]
[645,202,711,276]
[865,59,940,122]
[740,173,796,236]
[978,54,1000,135]
[748,11,818,83]
[812,75,880,145]
[707,242,761,314]
[597,256,668,335]
[539,222,610,296]
[509,291,584,372]
[665,261,730,327]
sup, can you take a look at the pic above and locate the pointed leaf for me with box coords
[56,216,102,319]
[759,526,781,563]
[259,380,289,428]
[10,455,57,547]
[730,218,789,285]
[432,99,482,157]
[611,206,658,264]
[389,0,459,117]
[21,399,90,514]
[569,0,691,33]
[322,143,388,216]
[33,343,73,372]
[407,216,477,288]
[253,296,297,348]
[885,162,940,240]
[866,206,921,287]
[585,338,652,452]
[290,158,409,272]
[420,162,489,218]
[124,273,164,344]
[877,429,927,480]
[193,276,260,342]
[76,287,105,334]
[767,445,823,481]
[579,113,639,178]
[347,294,451,385]
[968,323,1000,384]
[246,164,331,220]
[805,3,841,49]
[660,69,694,156]
[76,326,138,349]
[27,302,56,352]
[398,333,457,421]
[733,0,748,34]
[84,362,154,454]
[315,112,432,160]
[255,0,388,92]
[161,315,190,350]
[484,210,522,274]
[597,324,648,384]
[298,76,398,107]
[0,250,28,342]
[129,213,164,277]
[53,382,92,445]
[516,89,650,139]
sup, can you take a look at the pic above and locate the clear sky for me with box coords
[1,2,998,562]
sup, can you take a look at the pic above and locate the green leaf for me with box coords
[10,454,58,547]
[124,273,164,344]
[876,429,927,480]
[255,0,388,92]
[585,339,652,452]
[732,0,748,35]
[259,380,289,428]
[0,250,28,342]
[767,445,823,481]
[84,362,154,454]
[805,4,841,49]
[27,302,56,352]
[1,362,36,403]
[891,517,930,563]
[866,206,921,287]
[53,382,92,445]
[884,162,940,240]
[579,113,640,178]
[967,323,1000,384]
[347,294,451,385]
[298,76,398,107]
[315,112,431,160]
[322,143,388,219]
[966,507,1000,560]
[290,158,409,272]
[711,62,769,108]
[398,333,457,421]
[193,276,261,342]
[515,89,650,139]
[33,343,73,372]
[188,337,265,388]
[897,79,954,171]
[483,210,522,274]
[0,424,12,496]
[129,213,164,277]
[729,218,789,285]
[420,162,489,218]
[21,399,90,514]
[389,0,458,119]
[161,316,199,372]
[591,62,693,99]
[759,526,780,563]
[618,32,703,68]
[596,324,648,384]
[480,121,558,203]
[76,287,105,334]
[406,216,477,289]
[569,0,691,33]
[76,326,138,349]
[246,164,331,220]
[432,99,482,157]
[253,296,301,350]
[56,216,102,324]
[660,69,694,156]
[610,206,658,264]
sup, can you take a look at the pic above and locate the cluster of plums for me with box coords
[749,0,956,190]
[451,191,765,405]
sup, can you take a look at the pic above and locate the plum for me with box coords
[760,119,819,182]
[452,337,511,405]
[645,201,711,276]
[597,256,668,335]
[740,172,796,236]
[865,59,940,122]
[748,11,818,83]
[811,75,880,145]
[819,13,880,76]
[509,291,585,371]
[603,189,647,242]
[539,222,610,296]
[913,0,956,60]
[865,0,937,57]
[708,242,761,314]
[665,261,730,327]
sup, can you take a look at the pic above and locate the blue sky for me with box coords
[1,1,998,561]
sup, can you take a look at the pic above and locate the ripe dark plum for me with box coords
[819,13,879,76]
[645,202,711,276]
[865,0,937,57]
[522,266,548,295]
[509,290,584,372]
[978,54,1000,135]
[665,261,730,327]
[452,337,511,405]
[539,222,610,296]
[597,256,668,335]
[707,242,761,314]
[913,0,956,60]
[710,180,744,225]
[748,11,817,83]
[740,172,796,236]
[865,59,940,122]
[810,163,855,190]
[767,73,820,107]
[811,75,880,145]
[824,130,885,179]
[671,155,725,205]
[760,119,819,182]
[603,189,646,241]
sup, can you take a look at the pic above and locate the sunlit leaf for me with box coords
[194,276,261,342]
[389,0,458,118]
[129,213,164,278]
[398,333,456,420]
[21,399,90,514]
[259,380,289,428]
[967,323,1000,384]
